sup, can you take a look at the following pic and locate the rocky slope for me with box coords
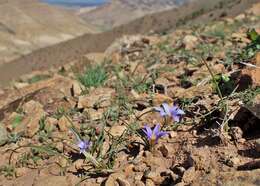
[79,0,192,30]
[1,0,258,87]
[0,2,259,185]
[0,0,96,64]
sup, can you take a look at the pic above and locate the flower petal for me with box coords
[143,125,153,139]
[173,115,180,122]
[153,124,161,136]
[162,103,171,116]
[176,108,185,115]
[155,107,167,116]
[155,131,168,143]
[77,141,85,148]
[157,131,168,138]
[77,140,90,153]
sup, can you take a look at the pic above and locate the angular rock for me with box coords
[85,52,106,64]
[116,177,131,186]
[22,100,43,115]
[15,167,29,178]
[158,144,169,157]
[145,179,155,186]
[18,100,46,137]
[230,127,243,141]
[0,75,72,121]
[231,33,251,43]
[57,116,71,132]
[78,88,115,109]
[256,138,260,153]
[245,94,260,119]
[105,173,129,186]
[105,35,142,55]
[152,94,173,106]
[183,35,198,50]
[33,176,69,186]
[0,123,8,146]
[71,81,83,97]
[109,125,127,137]
[45,117,58,132]
[234,14,246,21]
[130,62,147,75]
[171,84,213,99]
[73,159,85,171]
[256,52,260,66]
[200,169,260,185]
[146,170,164,184]
[85,108,104,120]
[135,181,145,186]
[239,68,260,88]
[182,167,197,184]
[13,82,29,89]
[247,2,260,16]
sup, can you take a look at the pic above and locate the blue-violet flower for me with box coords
[77,140,91,153]
[155,103,185,122]
[142,124,168,145]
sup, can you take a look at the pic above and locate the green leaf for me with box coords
[11,115,23,129]
[247,29,259,41]
[221,75,230,82]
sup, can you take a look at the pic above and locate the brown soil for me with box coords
[0,0,258,87]
[0,4,259,185]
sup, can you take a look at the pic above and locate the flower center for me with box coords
[150,132,157,145]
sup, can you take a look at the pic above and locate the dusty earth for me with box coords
[0,0,259,87]
[78,0,184,30]
[0,2,260,186]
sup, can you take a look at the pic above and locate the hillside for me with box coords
[0,0,258,86]
[79,0,192,30]
[0,0,96,63]
[0,2,259,185]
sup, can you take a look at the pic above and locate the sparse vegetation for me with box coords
[0,1,260,186]
[78,64,107,88]
[27,74,51,84]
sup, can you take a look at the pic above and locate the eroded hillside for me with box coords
[1,0,258,87]
[78,0,192,30]
[0,0,96,64]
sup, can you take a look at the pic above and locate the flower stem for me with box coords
[82,151,101,168]
[201,57,223,100]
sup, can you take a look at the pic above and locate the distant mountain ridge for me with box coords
[41,0,108,7]
[0,0,96,63]
[79,0,192,30]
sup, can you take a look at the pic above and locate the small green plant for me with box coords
[132,76,152,93]
[8,133,23,144]
[157,39,175,54]
[0,165,15,178]
[11,114,23,129]
[53,107,66,120]
[205,24,226,40]
[78,64,107,88]
[231,87,260,106]
[27,74,50,84]
[240,29,260,60]
[212,74,236,96]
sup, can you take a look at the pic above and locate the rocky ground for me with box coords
[0,3,260,186]
[1,0,258,86]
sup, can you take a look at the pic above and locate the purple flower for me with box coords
[142,124,168,144]
[155,103,185,122]
[77,140,91,153]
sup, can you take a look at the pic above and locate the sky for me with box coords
[41,0,109,7]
